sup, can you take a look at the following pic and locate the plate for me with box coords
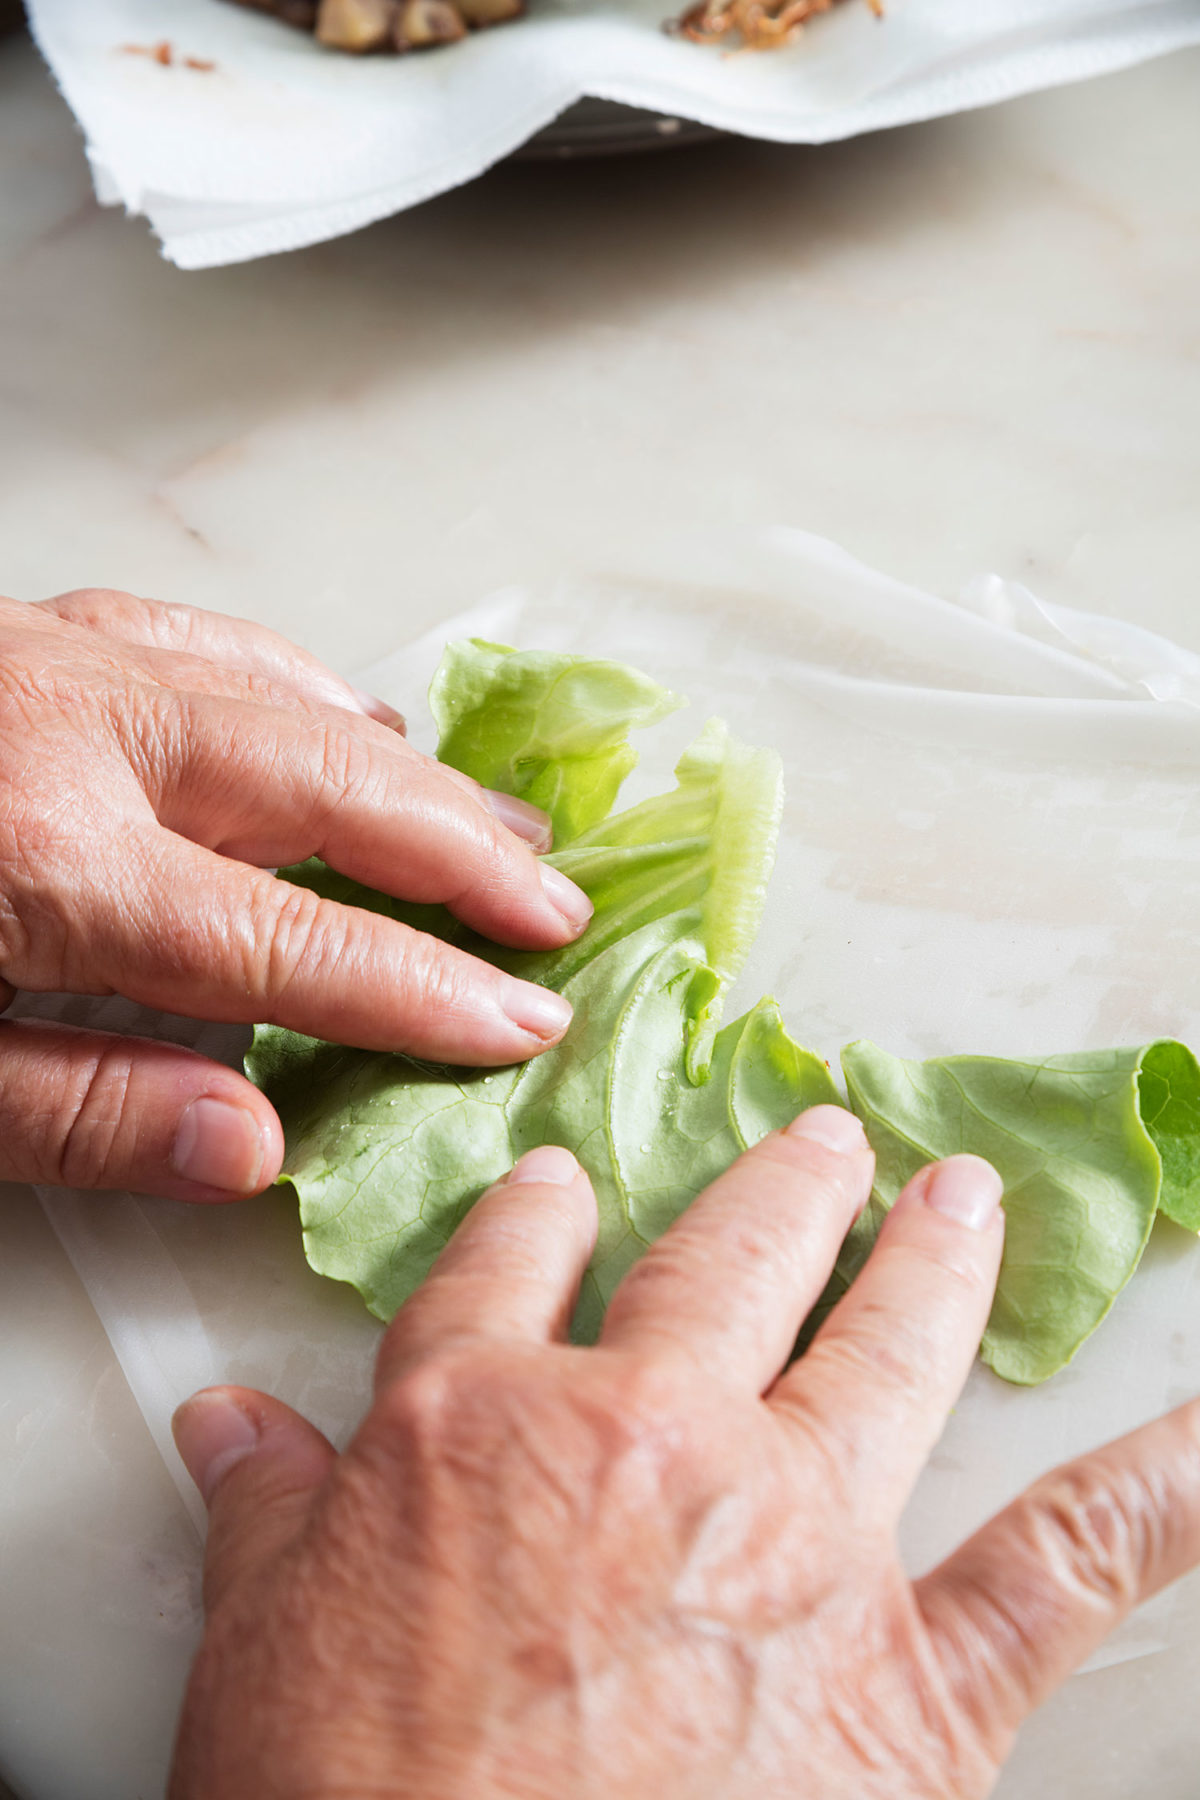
[519,96,723,158]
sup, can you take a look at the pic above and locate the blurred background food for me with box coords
[677,0,868,52]
[225,0,860,54]
[226,0,523,52]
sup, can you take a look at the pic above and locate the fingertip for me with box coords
[502,1144,583,1188]
[488,1146,598,1247]
[481,788,554,852]
[350,687,406,732]
[500,979,573,1046]
[763,1107,875,1219]
[909,1154,1005,1234]
[169,1095,281,1202]
[537,864,594,937]
[173,1387,261,1505]
[785,1104,869,1155]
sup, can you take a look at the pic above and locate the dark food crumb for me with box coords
[120,37,174,61]
[120,40,217,67]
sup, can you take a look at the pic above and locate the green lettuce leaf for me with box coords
[248,644,836,1332]
[430,640,683,845]
[835,1040,1200,1383]
[249,639,1200,1385]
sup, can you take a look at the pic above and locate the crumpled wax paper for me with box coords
[25,0,1200,266]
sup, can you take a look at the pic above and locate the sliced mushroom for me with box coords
[394,0,468,46]
[315,0,399,49]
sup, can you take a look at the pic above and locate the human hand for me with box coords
[0,588,590,1203]
[169,1106,1200,1799]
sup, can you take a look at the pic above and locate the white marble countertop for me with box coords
[1,28,1199,1800]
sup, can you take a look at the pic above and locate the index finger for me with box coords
[141,690,591,951]
[38,588,403,728]
[375,1147,598,1389]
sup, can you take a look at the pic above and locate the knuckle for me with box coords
[56,1041,139,1188]
[0,809,113,989]
[37,587,141,630]
[398,933,482,1016]
[255,880,347,1004]
[312,721,377,805]
[119,685,182,787]
[237,668,295,712]
[814,1301,934,1397]
[607,1244,702,1324]
[374,1355,457,1445]
[1021,1462,1162,1608]
[45,589,203,659]
[899,1231,995,1298]
[598,1352,689,1447]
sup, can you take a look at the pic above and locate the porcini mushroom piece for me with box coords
[394,0,468,46]
[316,0,398,49]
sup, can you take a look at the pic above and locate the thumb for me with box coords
[173,1386,336,1613]
[0,1019,283,1202]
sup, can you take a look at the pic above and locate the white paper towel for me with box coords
[26,0,1200,266]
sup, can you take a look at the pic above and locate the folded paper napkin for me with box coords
[25,0,1200,266]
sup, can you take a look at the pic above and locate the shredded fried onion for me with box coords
[673,0,881,53]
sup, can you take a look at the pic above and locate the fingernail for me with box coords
[171,1098,268,1194]
[502,979,573,1043]
[482,788,553,851]
[785,1104,868,1154]
[351,687,406,731]
[172,1389,260,1504]
[923,1155,1004,1231]
[505,1145,580,1187]
[538,863,594,935]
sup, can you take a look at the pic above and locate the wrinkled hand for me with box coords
[0,588,590,1201]
[169,1107,1200,1800]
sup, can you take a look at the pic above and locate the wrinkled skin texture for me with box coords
[0,588,587,1201]
[170,1119,1200,1800]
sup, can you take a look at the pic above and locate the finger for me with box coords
[375,1146,597,1388]
[600,1107,875,1389]
[134,691,584,945]
[917,1397,1200,1745]
[126,641,405,733]
[37,587,404,729]
[86,833,573,1063]
[0,1018,281,1201]
[773,1156,1004,1523]
[131,674,550,850]
[173,1386,335,1613]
